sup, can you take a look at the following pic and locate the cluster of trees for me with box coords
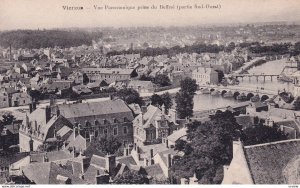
[107,43,225,58]
[170,111,242,184]
[170,112,288,184]
[85,137,122,158]
[175,78,198,119]
[0,29,102,49]
[114,88,144,106]
[241,118,287,146]
[150,92,173,114]
[140,74,171,87]
[248,43,291,55]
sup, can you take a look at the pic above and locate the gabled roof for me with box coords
[244,139,300,184]
[57,99,134,121]
[22,162,86,184]
[167,127,187,143]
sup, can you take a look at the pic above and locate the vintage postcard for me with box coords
[0,0,300,185]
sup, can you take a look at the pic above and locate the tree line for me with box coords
[0,29,103,49]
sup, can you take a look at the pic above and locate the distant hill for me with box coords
[0,29,102,49]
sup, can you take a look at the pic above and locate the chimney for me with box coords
[105,155,116,175]
[32,101,36,111]
[150,149,154,158]
[56,109,60,117]
[29,104,33,113]
[124,147,129,156]
[144,158,149,166]
[96,172,110,184]
[141,106,147,114]
[166,154,172,168]
[45,106,52,123]
[72,146,76,158]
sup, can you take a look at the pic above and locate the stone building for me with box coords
[192,67,219,85]
[19,106,74,152]
[53,99,135,146]
[133,105,174,145]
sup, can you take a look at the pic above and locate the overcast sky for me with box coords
[0,0,300,30]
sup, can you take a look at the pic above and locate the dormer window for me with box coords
[113,118,117,123]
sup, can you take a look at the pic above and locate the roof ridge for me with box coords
[244,139,300,149]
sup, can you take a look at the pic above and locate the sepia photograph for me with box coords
[0,0,300,185]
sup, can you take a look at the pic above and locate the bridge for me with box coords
[234,74,279,82]
[198,84,278,101]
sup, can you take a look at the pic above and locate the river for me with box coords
[193,59,291,111]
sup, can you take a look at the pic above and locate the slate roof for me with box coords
[29,150,73,163]
[167,127,187,143]
[244,139,300,184]
[22,162,86,184]
[116,155,137,166]
[0,152,28,167]
[57,99,134,121]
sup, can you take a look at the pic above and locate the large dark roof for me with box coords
[244,139,300,184]
[58,99,134,120]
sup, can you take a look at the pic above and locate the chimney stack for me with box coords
[29,104,33,113]
[124,147,129,156]
[166,154,172,168]
[141,106,147,114]
[105,155,116,176]
[45,106,52,123]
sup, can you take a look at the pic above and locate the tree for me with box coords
[83,73,89,85]
[153,74,171,87]
[114,170,149,184]
[175,91,194,119]
[114,88,144,106]
[180,77,197,95]
[241,123,288,146]
[170,111,242,184]
[85,137,122,157]
[161,92,173,114]
[150,94,163,107]
[175,78,198,119]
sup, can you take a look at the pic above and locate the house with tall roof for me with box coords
[222,139,300,184]
[133,105,175,146]
[19,106,75,152]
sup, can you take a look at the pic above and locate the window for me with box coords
[95,130,99,138]
[123,126,128,134]
[123,141,128,147]
[3,98,5,101]
[113,118,117,123]
[113,127,118,136]
[103,128,108,135]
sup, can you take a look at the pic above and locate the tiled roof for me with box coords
[90,155,106,168]
[167,128,187,143]
[244,139,300,184]
[22,162,86,184]
[58,99,134,121]
[0,152,28,167]
[116,156,137,166]
[29,150,73,163]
